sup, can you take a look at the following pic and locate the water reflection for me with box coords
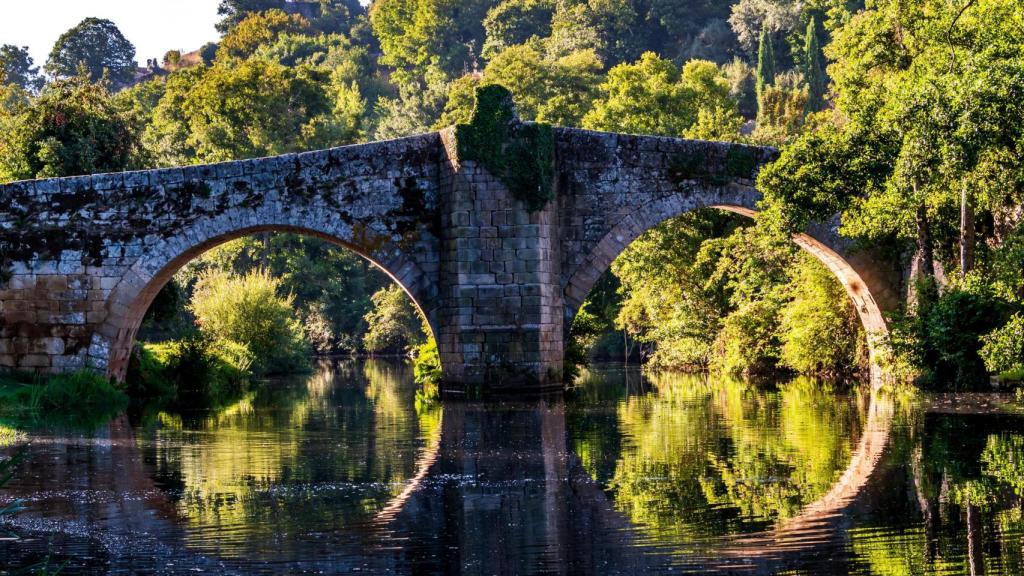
[569,372,868,539]
[1,362,1023,574]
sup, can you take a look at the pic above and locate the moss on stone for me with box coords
[454,85,555,212]
[724,146,760,180]
[667,153,709,185]
[668,144,762,188]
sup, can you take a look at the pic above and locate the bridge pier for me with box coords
[436,134,564,391]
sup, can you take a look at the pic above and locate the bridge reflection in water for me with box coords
[4,360,1003,575]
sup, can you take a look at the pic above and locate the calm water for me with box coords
[2,360,1024,575]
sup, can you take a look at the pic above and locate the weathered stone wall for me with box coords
[553,127,901,359]
[554,128,778,317]
[0,122,898,389]
[0,135,444,378]
[436,130,563,389]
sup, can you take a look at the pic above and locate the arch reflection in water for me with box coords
[7,364,1024,574]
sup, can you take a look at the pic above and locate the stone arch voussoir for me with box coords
[99,209,438,380]
[562,186,892,375]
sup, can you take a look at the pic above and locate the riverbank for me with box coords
[0,371,127,431]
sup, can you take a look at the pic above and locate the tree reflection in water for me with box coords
[2,363,1024,574]
[142,359,441,558]
[568,370,867,543]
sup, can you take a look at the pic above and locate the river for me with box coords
[2,360,1023,574]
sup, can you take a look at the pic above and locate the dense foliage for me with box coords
[362,284,426,354]
[46,18,138,88]
[1,0,1023,390]
[0,76,147,180]
[189,269,310,374]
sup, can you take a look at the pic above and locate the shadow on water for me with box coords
[1,361,1024,574]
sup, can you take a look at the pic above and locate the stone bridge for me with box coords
[0,97,901,390]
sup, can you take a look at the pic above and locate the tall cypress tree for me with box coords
[755,26,776,118]
[804,17,826,113]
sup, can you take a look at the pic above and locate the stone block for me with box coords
[40,338,65,355]
[21,354,50,368]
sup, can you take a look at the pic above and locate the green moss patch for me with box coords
[454,85,555,212]
[668,144,762,187]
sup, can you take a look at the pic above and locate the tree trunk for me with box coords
[911,445,938,563]
[916,199,936,278]
[966,499,984,576]
[260,232,271,269]
[960,186,975,277]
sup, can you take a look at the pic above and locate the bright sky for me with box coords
[0,1,222,69]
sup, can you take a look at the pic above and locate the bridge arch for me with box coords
[560,186,893,371]
[1,123,904,387]
[98,214,440,380]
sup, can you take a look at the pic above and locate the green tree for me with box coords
[217,0,365,34]
[980,313,1024,379]
[754,26,776,104]
[370,0,499,81]
[374,65,449,139]
[547,0,639,65]
[216,0,283,33]
[701,224,796,375]
[46,18,137,88]
[199,42,220,65]
[810,0,1024,297]
[582,52,692,136]
[680,59,743,140]
[583,53,740,139]
[362,285,426,354]
[189,269,309,374]
[753,71,808,145]
[478,41,601,125]
[481,0,555,59]
[920,283,1009,388]
[779,255,861,375]
[803,17,826,113]
[729,0,803,56]
[436,73,482,127]
[216,9,311,61]
[611,211,739,369]
[0,76,146,182]
[146,59,336,164]
[0,45,44,93]
[645,0,736,61]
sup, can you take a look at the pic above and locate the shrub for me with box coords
[921,283,1010,389]
[874,315,926,384]
[779,256,861,376]
[565,302,605,381]
[189,269,309,374]
[163,50,182,66]
[362,285,425,354]
[199,42,219,65]
[142,337,252,408]
[126,343,175,402]
[714,298,783,375]
[980,313,1024,379]
[303,302,336,355]
[413,338,443,392]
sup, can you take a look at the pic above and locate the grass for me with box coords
[998,367,1024,383]
[0,424,26,447]
[0,370,128,431]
